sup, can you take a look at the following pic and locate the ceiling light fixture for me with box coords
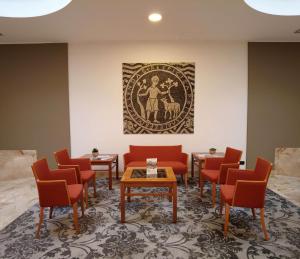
[244,0,300,16]
[0,0,72,18]
[148,13,162,22]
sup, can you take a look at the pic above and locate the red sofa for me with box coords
[124,145,188,188]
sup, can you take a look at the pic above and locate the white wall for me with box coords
[68,41,248,171]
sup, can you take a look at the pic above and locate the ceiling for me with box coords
[0,0,299,43]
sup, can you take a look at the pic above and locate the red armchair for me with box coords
[220,157,272,240]
[200,147,243,207]
[54,149,96,208]
[31,158,84,238]
[124,145,188,188]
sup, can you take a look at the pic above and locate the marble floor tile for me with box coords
[0,177,38,231]
[268,173,300,207]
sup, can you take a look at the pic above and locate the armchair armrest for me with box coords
[57,165,81,184]
[204,157,224,170]
[124,153,132,168]
[219,163,240,184]
[36,180,70,207]
[233,180,267,208]
[226,169,255,185]
[180,153,188,165]
[51,168,78,185]
[69,158,92,170]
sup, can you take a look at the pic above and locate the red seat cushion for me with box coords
[220,184,235,205]
[80,170,95,183]
[202,169,219,182]
[67,184,83,204]
[126,161,146,167]
[158,161,187,174]
[126,161,187,175]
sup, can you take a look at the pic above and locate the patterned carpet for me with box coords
[0,178,299,259]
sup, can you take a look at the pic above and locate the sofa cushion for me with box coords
[126,161,187,175]
[129,145,182,161]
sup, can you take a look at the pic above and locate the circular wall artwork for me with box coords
[123,63,195,134]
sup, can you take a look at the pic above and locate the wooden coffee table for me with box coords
[82,154,118,190]
[120,167,177,223]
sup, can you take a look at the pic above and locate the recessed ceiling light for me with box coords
[0,0,72,18]
[148,13,162,22]
[244,0,300,16]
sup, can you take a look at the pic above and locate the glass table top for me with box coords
[131,169,167,178]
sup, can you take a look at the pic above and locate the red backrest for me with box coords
[54,149,71,165]
[32,159,51,181]
[254,157,273,181]
[32,158,70,207]
[219,163,240,184]
[129,145,182,161]
[224,147,242,163]
[233,157,272,208]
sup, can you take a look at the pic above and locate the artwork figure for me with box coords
[160,97,181,120]
[138,75,168,123]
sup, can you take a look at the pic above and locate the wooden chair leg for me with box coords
[220,197,223,215]
[200,178,204,197]
[251,208,256,219]
[198,170,201,188]
[260,208,269,240]
[80,194,85,217]
[224,204,230,237]
[72,202,80,234]
[36,207,44,239]
[212,182,216,207]
[93,176,97,198]
[49,207,53,219]
[84,183,88,208]
[184,173,188,189]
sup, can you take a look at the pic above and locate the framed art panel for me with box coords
[123,63,194,134]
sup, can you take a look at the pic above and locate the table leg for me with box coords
[127,187,131,202]
[199,160,203,188]
[168,187,172,202]
[191,153,194,178]
[172,183,177,223]
[109,163,112,190]
[120,183,125,223]
[116,155,119,180]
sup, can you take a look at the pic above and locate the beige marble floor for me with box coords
[0,150,38,230]
[268,173,300,207]
[0,177,38,230]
